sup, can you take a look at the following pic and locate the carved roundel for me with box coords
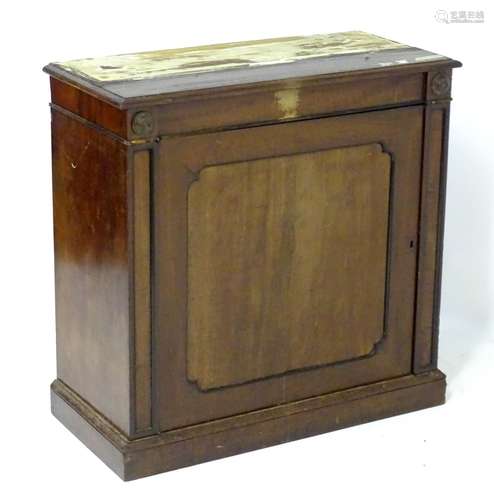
[430,72,451,97]
[131,110,154,137]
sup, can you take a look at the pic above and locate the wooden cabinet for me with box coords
[45,31,461,480]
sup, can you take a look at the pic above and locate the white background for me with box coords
[1,1,492,498]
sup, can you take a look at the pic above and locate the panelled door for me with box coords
[154,106,424,430]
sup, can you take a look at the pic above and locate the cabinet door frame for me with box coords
[154,105,424,431]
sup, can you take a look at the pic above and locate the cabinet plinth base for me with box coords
[51,370,446,481]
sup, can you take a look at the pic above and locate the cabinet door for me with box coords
[155,106,423,430]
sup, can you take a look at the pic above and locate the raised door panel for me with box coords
[188,144,390,390]
[155,106,423,430]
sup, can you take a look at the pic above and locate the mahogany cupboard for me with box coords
[44,31,461,480]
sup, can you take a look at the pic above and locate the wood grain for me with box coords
[151,73,424,136]
[50,77,127,137]
[46,41,460,478]
[51,370,446,480]
[156,106,423,430]
[188,144,390,389]
[132,150,152,431]
[51,109,131,434]
[43,30,460,108]
[414,103,448,371]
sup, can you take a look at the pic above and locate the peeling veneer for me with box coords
[55,31,412,82]
[45,32,458,106]
[274,87,300,119]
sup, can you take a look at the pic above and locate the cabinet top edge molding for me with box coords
[43,31,461,108]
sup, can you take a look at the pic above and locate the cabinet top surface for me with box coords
[44,31,459,107]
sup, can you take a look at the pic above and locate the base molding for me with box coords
[51,370,446,481]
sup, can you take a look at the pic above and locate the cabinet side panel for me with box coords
[51,110,131,433]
